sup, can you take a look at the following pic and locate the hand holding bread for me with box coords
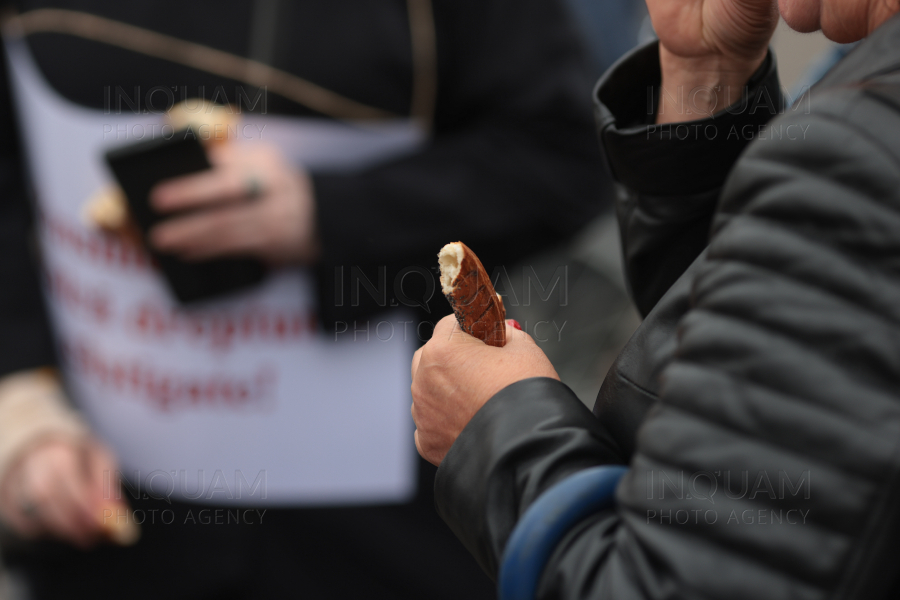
[409,243,558,465]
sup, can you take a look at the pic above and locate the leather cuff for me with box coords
[594,41,782,196]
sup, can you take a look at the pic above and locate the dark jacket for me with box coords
[436,14,900,599]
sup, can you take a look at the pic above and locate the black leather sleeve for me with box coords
[435,81,900,599]
[435,377,626,576]
[590,252,701,459]
[595,42,782,317]
[311,0,609,329]
[590,43,784,460]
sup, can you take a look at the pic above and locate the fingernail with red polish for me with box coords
[507,319,522,331]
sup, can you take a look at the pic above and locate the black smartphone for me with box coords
[105,130,265,304]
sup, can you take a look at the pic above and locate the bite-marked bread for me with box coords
[438,242,506,347]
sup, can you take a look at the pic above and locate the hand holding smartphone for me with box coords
[105,129,265,304]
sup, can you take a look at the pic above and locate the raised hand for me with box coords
[648,0,779,62]
[646,0,779,123]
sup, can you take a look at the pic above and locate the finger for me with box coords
[55,462,104,545]
[504,320,536,347]
[411,347,423,381]
[207,142,278,170]
[414,431,441,467]
[437,314,501,346]
[434,314,470,342]
[205,142,241,167]
[85,443,112,495]
[85,446,139,546]
[150,203,263,260]
[31,469,95,547]
[70,444,110,528]
[150,167,247,213]
[85,443,124,517]
[413,430,427,462]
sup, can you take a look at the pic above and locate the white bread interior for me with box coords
[438,242,464,295]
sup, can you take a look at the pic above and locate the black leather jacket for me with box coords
[435,14,900,600]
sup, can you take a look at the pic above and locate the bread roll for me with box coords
[438,242,507,347]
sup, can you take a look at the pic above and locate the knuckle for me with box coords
[424,340,449,363]
[411,377,423,397]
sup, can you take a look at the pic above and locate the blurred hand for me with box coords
[0,438,127,548]
[647,0,779,123]
[149,143,319,265]
[411,315,559,466]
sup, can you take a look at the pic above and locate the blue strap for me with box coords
[499,465,628,600]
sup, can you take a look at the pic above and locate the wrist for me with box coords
[0,369,89,488]
[656,45,768,124]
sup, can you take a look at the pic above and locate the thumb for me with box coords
[503,319,560,380]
